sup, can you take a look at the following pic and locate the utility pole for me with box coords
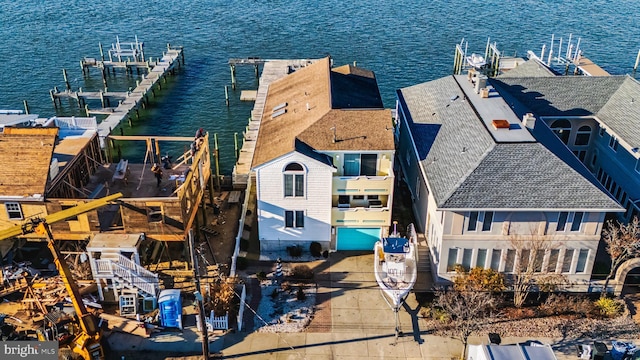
[188,229,209,359]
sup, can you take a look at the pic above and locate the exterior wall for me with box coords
[434,210,605,291]
[256,152,333,252]
[395,102,429,232]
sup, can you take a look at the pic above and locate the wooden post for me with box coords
[99,42,104,61]
[634,49,640,73]
[214,133,220,190]
[225,85,229,106]
[234,132,239,161]
[84,104,89,116]
[50,89,57,109]
[100,90,105,108]
[254,64,259,77]
[230,64,236,90]
[101,67,108,88]
[23,100,29,115]
[63,69,71,91]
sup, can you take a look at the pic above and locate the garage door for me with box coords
[336,227,381,251]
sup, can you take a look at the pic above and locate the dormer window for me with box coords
[550,120,571,144]
[283,162,305,197]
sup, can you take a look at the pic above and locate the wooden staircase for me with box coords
[414,233,434,292]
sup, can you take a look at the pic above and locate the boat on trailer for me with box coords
[374,222,418,312]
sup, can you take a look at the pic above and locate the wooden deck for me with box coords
[231,59,317,187]
[574,56,610,76]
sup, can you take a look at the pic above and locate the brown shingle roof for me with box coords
[252,57,392,167]
[0,128,57,197]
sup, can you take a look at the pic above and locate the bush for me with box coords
[539,294,599,318]
[286,245,303,258]
[322,250,329,259]
[236,256,248,270]
[290,265,314,280]
[296,286,306,301]
[256,271,267,281]
[310,242,322,257]
[595,296,624,318]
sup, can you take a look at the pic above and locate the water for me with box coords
[1,0,639,173]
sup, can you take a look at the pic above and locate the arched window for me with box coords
[574,125,592,146]
[283,163,305,197]
[550,120,571,144]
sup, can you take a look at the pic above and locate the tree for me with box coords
[435,288,496,360]
[601,217,640,294]
[508,231,565,308]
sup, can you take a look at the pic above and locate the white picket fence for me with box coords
[196,284,246,331]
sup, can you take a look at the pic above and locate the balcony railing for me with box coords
[331,207,391,226]
[332,175,393,195]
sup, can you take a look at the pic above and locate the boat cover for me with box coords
[383,237,409,253]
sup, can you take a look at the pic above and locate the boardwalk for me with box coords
[231,59,316,187]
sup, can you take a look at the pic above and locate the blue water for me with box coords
[1,0,638,173]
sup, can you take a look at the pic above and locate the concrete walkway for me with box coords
[213,252,630,359]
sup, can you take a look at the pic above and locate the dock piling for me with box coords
[225,85,229,106]
[99,42,104,61]
[23,100,29,115]
[234,132,238,160]
[633,49,640,74]
[63,69,71,91]
[230,64,236,90]
[214,133,220,189]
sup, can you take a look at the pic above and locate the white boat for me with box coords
[466,53,487,69]
[374,222,418,311]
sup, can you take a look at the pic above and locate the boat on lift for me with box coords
[466,53,487,69]
[374,222,418,312]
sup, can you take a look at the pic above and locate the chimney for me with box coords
[522,113,536,129]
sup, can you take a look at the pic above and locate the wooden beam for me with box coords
[108,135,193,142]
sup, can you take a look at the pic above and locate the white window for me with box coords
[490,249,501,270]
[462,249,473,270]
[609,136,619,152]
[476,249,487,268]
[556,212,568,231]
[562,249,575,273]
[570,212,584,232]
[547,249,560,273]
[504,249,516,273]
[467,211,479,231]
[285,210,304,228]
[576,249,589,273]
[447,248,459,272]
[344,153,377,176]
[5,202,23,220]
[574,125,592,146]
[283,163,305,197]
[481,211,493,232]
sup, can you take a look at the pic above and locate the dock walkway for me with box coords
[231,59,316,187]
[50,42,184,147]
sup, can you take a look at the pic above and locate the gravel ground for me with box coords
[254,281,317,333]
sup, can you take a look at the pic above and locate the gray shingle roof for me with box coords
[442,143,622,209]
[399,76,622,211]
[497,59,557,78]
[596,77,640,148]
[492,76,626,116]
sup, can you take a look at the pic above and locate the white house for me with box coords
[252,57,395,253]
[395,72,623,289]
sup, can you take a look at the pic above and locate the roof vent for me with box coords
[492,119,510,129]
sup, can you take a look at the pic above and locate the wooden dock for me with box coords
[574,56,610,76]
[50,39,184,147]
[231,59,316,187]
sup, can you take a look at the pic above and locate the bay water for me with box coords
[0,0,638,173]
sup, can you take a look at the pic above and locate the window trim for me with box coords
[284,210,305,228]
[5,202,23,220]
[556,212,568,232]
[481,211,493,232]
[608,135,619,152]
[283,162,305,198]
[574,125,592,146]
[467,211,479,231]
[570,212,584,232]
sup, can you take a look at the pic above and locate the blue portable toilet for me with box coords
[158,289,182,329]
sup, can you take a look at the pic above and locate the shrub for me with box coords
[322,250,329,259]
[310,242,322,257]
[595,296,624,318]
[453,266,506,292]
[256,271,267,281]
[291,265,314,280]
[236,256,248,270]
[539,294,599,318]
[430,307,450,323]
[296,286,306,300]
[286,245,303,258]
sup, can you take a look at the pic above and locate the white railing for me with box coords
[53,116,98,130]
[209,312,229,330]
[111,261,157,296]
[117,254,158,281]
[231,175,252,276]
[94,259,114,276]
[93,256,158,297]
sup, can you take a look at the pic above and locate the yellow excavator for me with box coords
[0,193,123,360]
